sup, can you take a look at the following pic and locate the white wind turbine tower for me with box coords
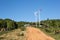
[34,9,41,27]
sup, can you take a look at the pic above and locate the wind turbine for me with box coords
[34,9,41,27]
[34,11,38,27]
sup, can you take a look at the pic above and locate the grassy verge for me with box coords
[36,27,60,40]
[0,30,15,36]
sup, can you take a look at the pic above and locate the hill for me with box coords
[0,18,60,40]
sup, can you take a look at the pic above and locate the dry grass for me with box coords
[0,28,26,40]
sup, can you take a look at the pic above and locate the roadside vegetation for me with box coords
[38,18,60,40]
[0,18,31,32]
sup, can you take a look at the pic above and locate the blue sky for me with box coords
[0,0,60,22]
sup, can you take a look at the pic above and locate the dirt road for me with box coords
[25,27,55,40]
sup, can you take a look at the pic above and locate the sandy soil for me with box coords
[0,29,25,40]
[25,27,55,40]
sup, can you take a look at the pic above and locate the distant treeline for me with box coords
[40,19,60,28]
[0,18,32,31]
[40,19,60,33]
[0,18,60,32]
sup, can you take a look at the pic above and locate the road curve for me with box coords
[25,27,55,40]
